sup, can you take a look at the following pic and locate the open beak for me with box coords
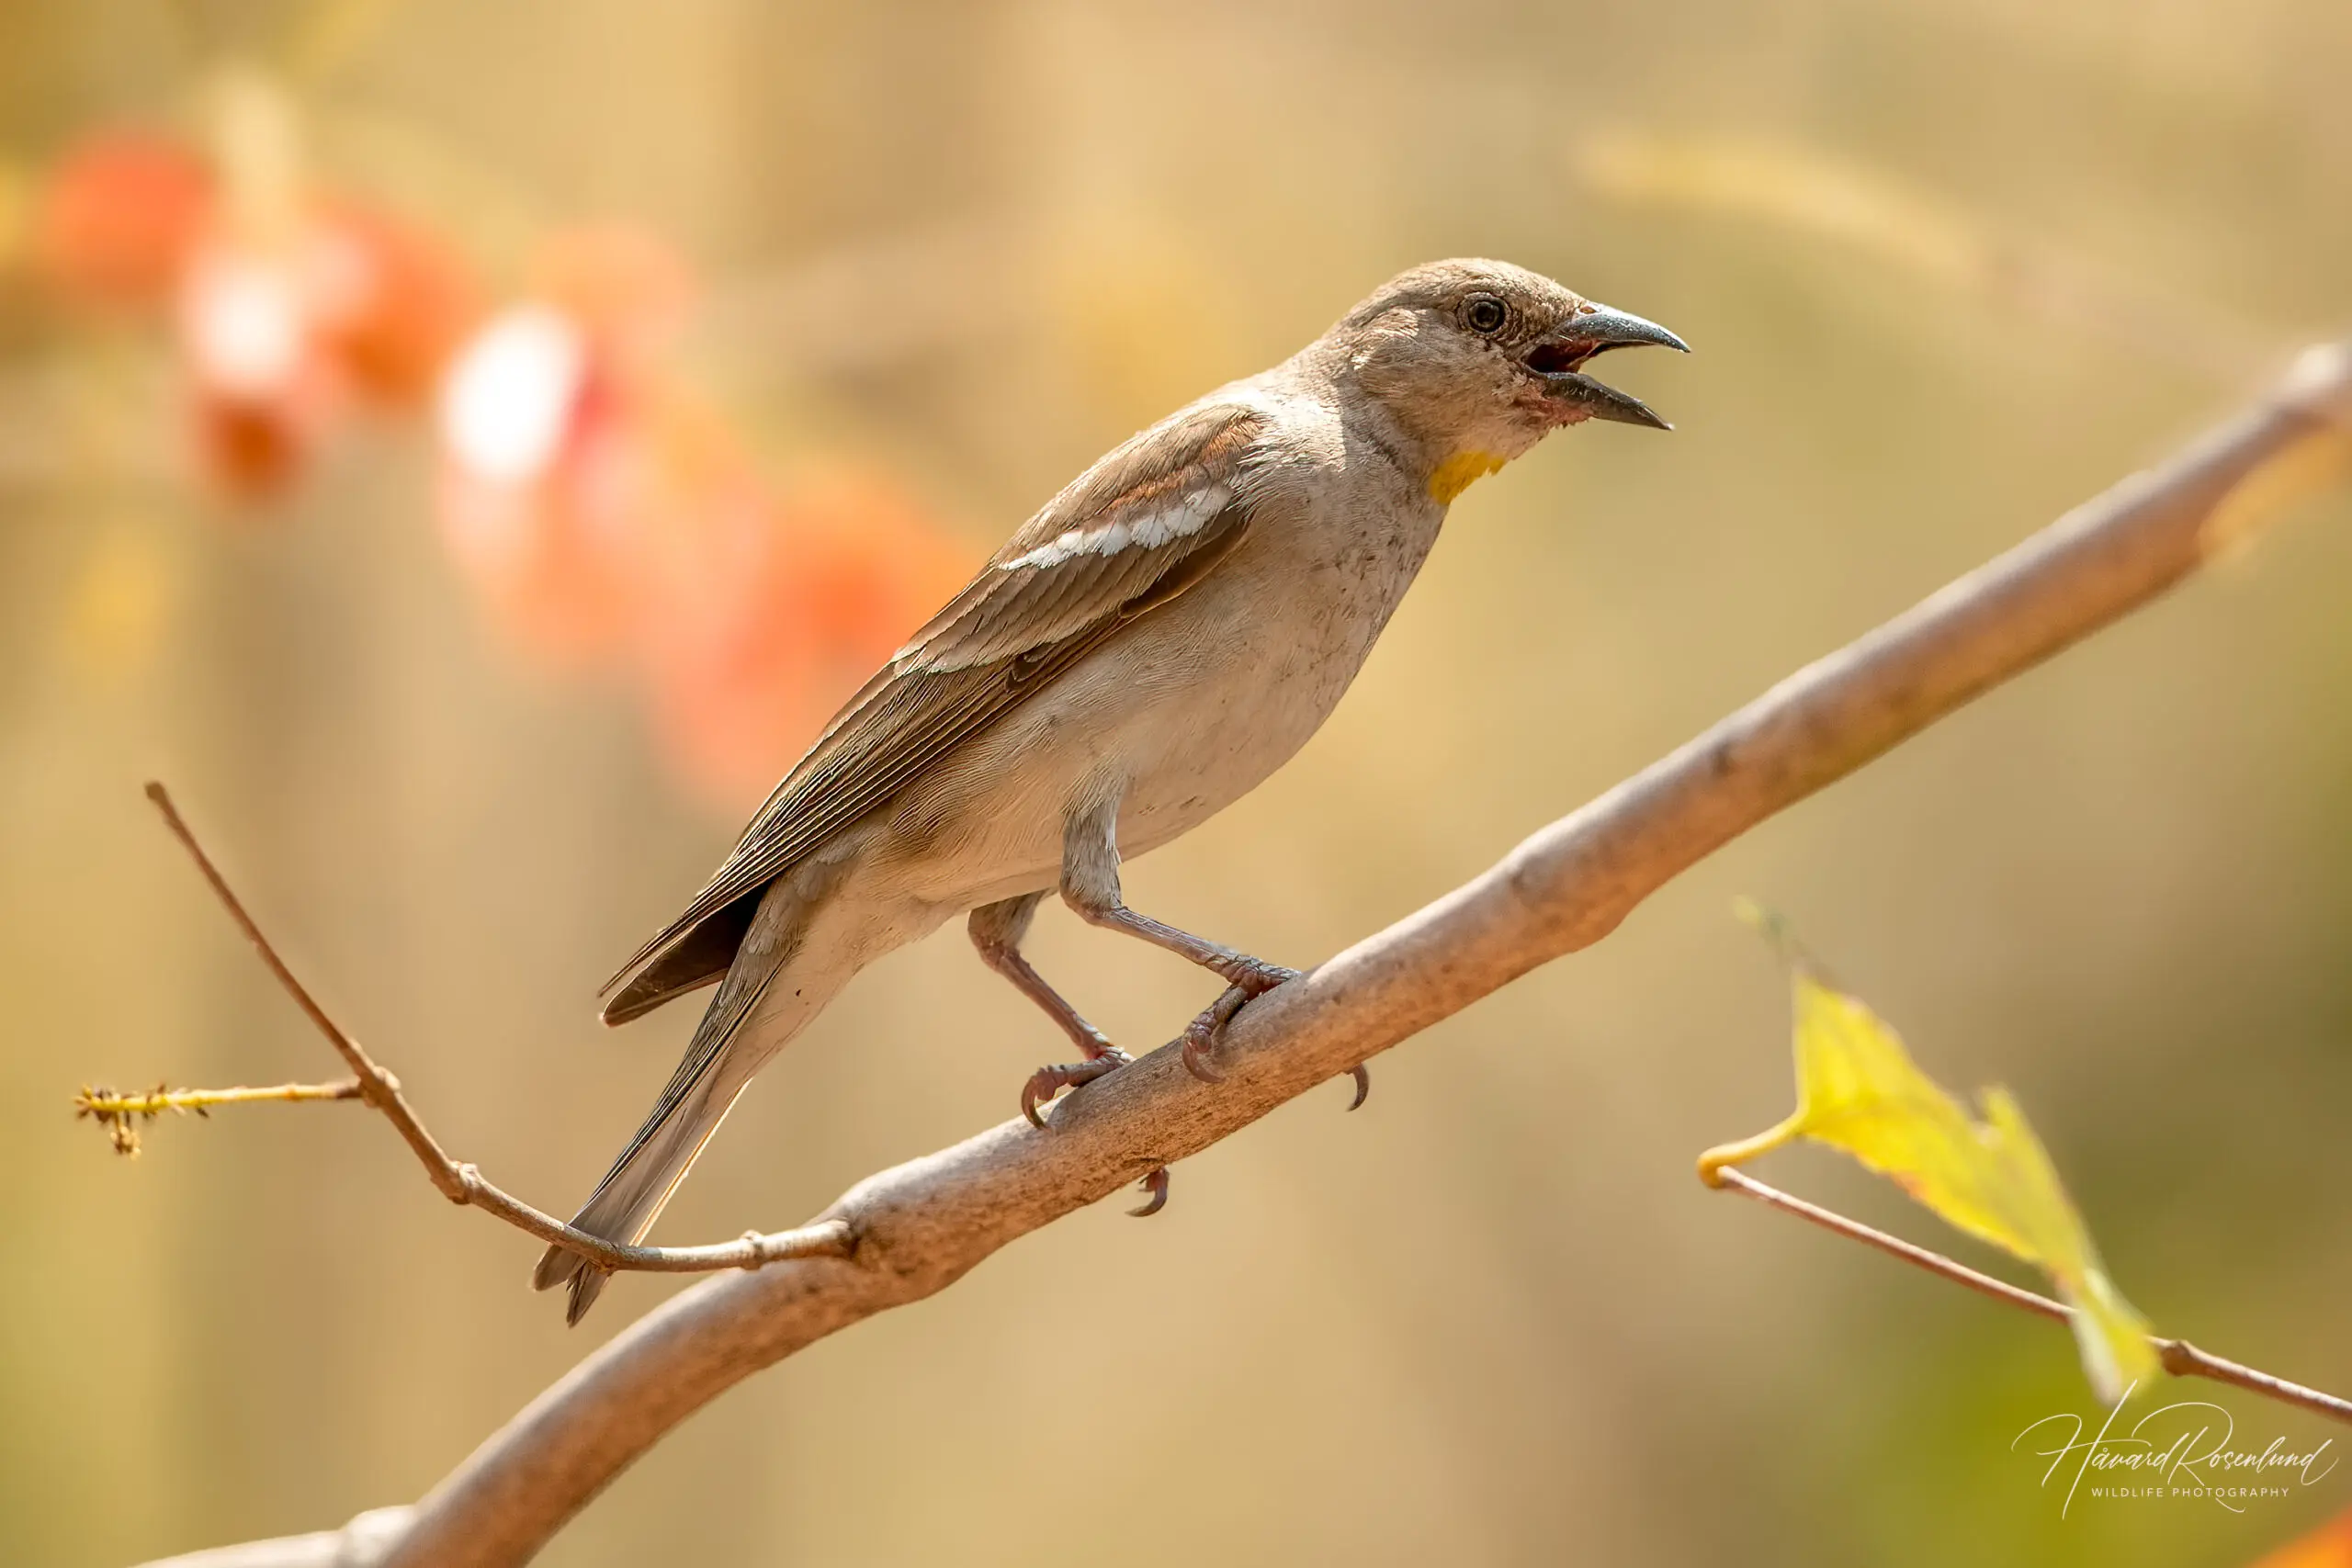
[1527,303,1690,431]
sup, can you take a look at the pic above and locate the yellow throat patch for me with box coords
[1427,450,1509,504]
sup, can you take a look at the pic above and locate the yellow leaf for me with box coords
[1702,928,2158,1405]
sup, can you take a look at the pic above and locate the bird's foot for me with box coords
[1180,985,1250,1083]
[1021,1045,1134,1129]
[1179,976,1369,1110]
[1206,953,1301,997]
[1018,1048,1170,1214]
[1180,955,1296,1082]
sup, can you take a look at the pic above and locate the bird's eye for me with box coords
[1464,296,1509,334]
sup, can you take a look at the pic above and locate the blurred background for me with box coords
[3,2,2348,1564]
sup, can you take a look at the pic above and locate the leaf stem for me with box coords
[1708,1166,2352,1427]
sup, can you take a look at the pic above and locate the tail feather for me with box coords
[540,835,854,1324]
[533,1074,746,1324]
[537,910,794,1324]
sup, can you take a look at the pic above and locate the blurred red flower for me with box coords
[177,204,472,498]
[435,231,692,663]
[41,121,979,807]
[34,124,475,499]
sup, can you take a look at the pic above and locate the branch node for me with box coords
[130,784,877,1277]
[449,1162,484,1206]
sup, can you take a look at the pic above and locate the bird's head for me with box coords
[1326,258,1688,502]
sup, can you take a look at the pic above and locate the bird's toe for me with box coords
[1020,1046,1133,1128]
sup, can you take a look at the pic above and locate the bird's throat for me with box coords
[1427,449,1510,504]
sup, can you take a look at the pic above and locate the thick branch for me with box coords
[144,344,2352,1568]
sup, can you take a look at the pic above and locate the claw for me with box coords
[1020,1046,1132,1128]
[1179,1036,1227,1084]
[1181,985,1248,1083]
[1127,1167,1170,1217]
[1179,964,1307,1085]
[1345,1064,1370,1111]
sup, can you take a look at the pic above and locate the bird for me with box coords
[535,257,1686,1321]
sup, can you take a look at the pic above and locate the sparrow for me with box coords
[536,258,1686,1321]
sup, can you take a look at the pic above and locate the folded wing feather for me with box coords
[597,400,1267,1024]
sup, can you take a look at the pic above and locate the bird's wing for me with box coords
[598,400,1266,1022]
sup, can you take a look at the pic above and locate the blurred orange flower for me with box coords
[2248,1506,2352,1568]
[310,199,476,409]
[641,466,974,803]
[436,228,978,803]
[30,131,214,305]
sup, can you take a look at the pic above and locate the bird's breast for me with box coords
[1103,483,1444,844]
[874,467,1445,907]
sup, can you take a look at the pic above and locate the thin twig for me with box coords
[79,1081,366,1116]
[139,783,855,1277]
[2154,1339,2352,1420]
[1709,1167,2352,1427]
[74,1078,363,1155]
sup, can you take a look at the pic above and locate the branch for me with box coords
[1708,1168,2352,1426]
[75,1079,362,1155]
[138,782,855,1277]
[132,343,2351,1568]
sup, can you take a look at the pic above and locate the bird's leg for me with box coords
[1060,797,1300,992]
[971,893,1119,1057]
[970,893,1134,1130]
[971,891,1170,1210]
[1058,795,1353,1099]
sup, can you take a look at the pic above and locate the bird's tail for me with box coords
[537,841,878,1324]
[534,881,820,1324]
[530,1066,747,1324]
